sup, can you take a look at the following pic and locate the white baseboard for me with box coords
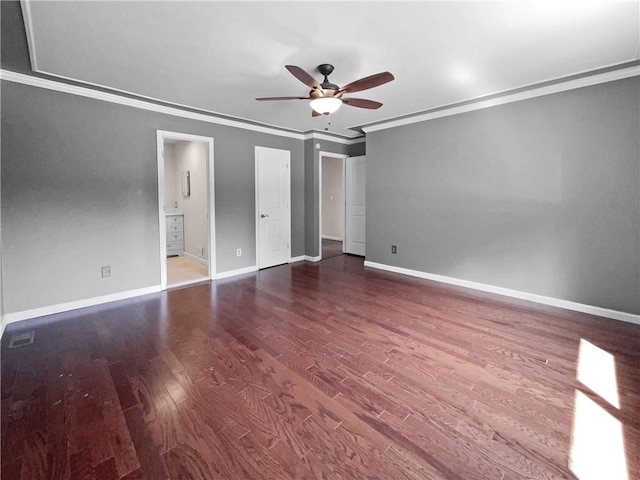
[166,278,211,289]
[292,255,322,263]
[322,235,343,241]
[364,261,640,326]
[1,285,162,330]
[183,251,209,266]
[216,265,258,280]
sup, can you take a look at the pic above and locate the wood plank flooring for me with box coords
[2,255,640,479]
[321,239,343,260]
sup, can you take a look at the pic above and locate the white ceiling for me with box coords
[24,1,639,137]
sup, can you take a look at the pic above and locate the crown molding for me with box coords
[0,70,364,144]
[303,131,365,145]
[359,63,640,134]
[1,70,311,139]
[17,1,315,141]
[20,0,38,70]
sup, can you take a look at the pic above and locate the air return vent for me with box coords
[8,330,35,349]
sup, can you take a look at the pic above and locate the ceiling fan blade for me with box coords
[342,98,383,109]
[338,72,394,94]
[285,65,322,91]
[255,96,310,101]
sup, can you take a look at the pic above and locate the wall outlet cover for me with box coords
[101,266,111,277]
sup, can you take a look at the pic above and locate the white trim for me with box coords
[291,255,322,263]
[0,316,8,340]
[319,152,348,261]
[1,286,162,326]
[0,68,360,143]
[216,265,258,280]
[360,65,640,133]
[20,0,38,70]
[364,261,640,326]
[254,155,260,269]
[157,135,168,288]
[166,278,210,289]
[157,130,216,291]
[0,70,305,140]
[19,0,306,140]
[303,131,365,145]
[183,251,209,266]
[322,235,343,241]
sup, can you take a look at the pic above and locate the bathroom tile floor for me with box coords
[167,255,209,287]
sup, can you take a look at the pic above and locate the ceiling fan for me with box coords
[256,64,394,116]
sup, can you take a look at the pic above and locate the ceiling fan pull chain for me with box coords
[325,114,331,131]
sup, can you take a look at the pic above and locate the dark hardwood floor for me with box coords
[321,239,343,260]
[2,255,639,480]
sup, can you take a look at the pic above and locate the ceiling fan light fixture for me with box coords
[310,97,342,115]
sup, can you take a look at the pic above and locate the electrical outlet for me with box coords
[101,266,111,278]
[391,245,397,254]
[236,249,242,257]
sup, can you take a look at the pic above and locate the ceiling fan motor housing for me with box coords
[317,64,339,93]
[317,64,335,76]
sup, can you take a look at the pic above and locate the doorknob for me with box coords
[261,214,269,218]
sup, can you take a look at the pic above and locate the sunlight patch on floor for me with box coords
[569,391,628,480]
[576,338,620,408]
[570,339,628,480]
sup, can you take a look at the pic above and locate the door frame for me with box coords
[318,151,348,260]
[156,130,216,289]
[255,146,292,269]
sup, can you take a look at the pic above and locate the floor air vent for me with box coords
[8,330,35,349]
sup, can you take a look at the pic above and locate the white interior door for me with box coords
[345,155,366,256]
[256,147,290,269]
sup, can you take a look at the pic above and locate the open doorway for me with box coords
[319,152,347,260]
[156,131,215,289]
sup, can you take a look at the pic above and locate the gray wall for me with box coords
[1,81,305,313]
[349,140,366,157]
[2,0,375,316]
[1,1,32,75]
[367,77,640,315]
